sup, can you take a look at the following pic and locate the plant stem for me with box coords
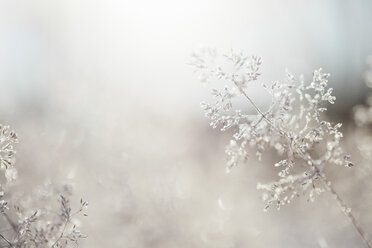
[50,219,68,248]
[0,233,12,247]
[321,176,372,248]
[236,84,290,139]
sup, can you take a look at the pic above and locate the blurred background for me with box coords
[0,0,372,247]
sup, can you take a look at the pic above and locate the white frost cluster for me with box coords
[191,49,352,210]
[0,124,88,248]
[0,124,18,183]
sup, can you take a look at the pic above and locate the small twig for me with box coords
[50,208,83,248]
[50,219,69,248]
[0,233,12,247]
[321,176,372,248]
[235,82,290,138]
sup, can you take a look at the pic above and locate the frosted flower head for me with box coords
[0,124,18,182]
[191,49,352,210]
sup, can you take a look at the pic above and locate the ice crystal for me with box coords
[191,49,352,210]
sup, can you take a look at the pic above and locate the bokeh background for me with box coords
[1,0,372,247]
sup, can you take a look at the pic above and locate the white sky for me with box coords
[0,0,371,115]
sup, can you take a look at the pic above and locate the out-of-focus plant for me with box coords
[349,56,372,175]
[353,96,372,161]
[352,58,372,174]
[0,125,88,248]
[190,49,371,247]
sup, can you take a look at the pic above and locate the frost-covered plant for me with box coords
[0,124,18,183]
[0,125,88,248]
[354,96,372,127]
[191,49,371,247]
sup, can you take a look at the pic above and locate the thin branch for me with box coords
[50,209,83,248]
[235,82,290,138]
[321,176,372,248]
[50,219,68,248]
[0,233,12,247]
